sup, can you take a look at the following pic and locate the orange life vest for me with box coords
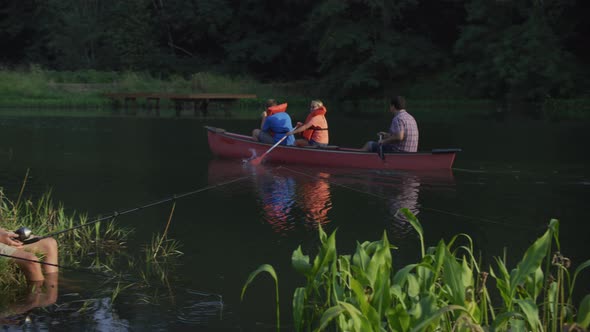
[265,103,288,137]
[302,106,328,141]
[266,103,288,116]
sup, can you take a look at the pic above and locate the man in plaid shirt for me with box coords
[362,96,419,153]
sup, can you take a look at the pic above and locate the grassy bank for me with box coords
[1,67,589,120]
[243,209,590,331]
[0,176,183,309]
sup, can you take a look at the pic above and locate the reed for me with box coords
[1,179,183,310]
[243,208,590,331]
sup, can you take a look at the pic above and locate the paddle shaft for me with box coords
[259,134,288,159]
[252,125,300,165]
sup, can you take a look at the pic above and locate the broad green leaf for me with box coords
[443,249,466,305]
[547,281,558,319]
[524,267,544,301]
[431,240,446,287]
[400,208,424,258]
[416,265,433,292]
[393,264,418,286]
[514,299,542,332]
[490,311,524,331]
[408,293,438,325]
[577,294,590,328]
[410,305,468,332]
[373,262,392,318]
[241,264,278,300]
[311,229,337,279]
[461,256,473,289]
[350,278,371,313]
[407,274,420,298]
[319,302,374,332]
[491,259,512,307]
[291,246,312,277]
[367,233,392,286]
[318,305,346,331]
[350,278,381,327]
[352,241,371,271]
[240,264,280,329]
[293,287,305,332]
[508,317,526,332]
[386,304,411,332]
[570,259,590,300]
[390,284,407,306]
[510,226,553,295]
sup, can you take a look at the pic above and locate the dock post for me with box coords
[125,97,137,115]
[174,100,182,117]
[200,99,209,117]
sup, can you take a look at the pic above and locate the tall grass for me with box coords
[243,208,590,331]
[0,184,184,309]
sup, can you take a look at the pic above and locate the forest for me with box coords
[1,0,589,103]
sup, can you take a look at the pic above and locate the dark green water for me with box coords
[0,111,589,330]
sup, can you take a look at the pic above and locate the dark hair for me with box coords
[390,96,406,110]
[265,99,278,108]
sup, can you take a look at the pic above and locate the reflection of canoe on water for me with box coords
[206,126,460,170]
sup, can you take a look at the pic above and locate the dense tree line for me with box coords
[1,0,588,101]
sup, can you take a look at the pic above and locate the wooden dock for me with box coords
[103,93,257,116]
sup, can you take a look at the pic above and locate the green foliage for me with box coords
[454,0,579,101]
[0,178,184,310]
[244,212,590,331]
[241,264,281,330]
[305,0,443,99]
[2,0,588,103]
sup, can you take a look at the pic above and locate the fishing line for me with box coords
[21,175,251,244]
[278,166,541,230]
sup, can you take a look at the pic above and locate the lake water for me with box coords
[0,110,589,330]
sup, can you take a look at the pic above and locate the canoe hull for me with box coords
[206,127,457,170]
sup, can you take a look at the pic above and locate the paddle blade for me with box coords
[250,156,264,166]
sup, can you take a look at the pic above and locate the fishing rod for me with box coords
[13,175,251,245]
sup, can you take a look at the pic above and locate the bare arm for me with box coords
[0,228,23,248]
[288,122,311,135]
[260,112,267,129]
[380,131,403,144]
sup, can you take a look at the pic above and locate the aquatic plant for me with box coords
[242,208,590,331]
[0,182,183,310]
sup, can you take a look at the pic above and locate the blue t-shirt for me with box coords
[262,112,295,146]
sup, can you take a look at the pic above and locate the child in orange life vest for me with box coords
[252,99,295,146]
[286,100,329,147]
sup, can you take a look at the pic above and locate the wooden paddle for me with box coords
[250,134,289,166]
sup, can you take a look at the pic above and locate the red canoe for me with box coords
[206,126,460,170]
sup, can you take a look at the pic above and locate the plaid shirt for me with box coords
[389,110,419,152]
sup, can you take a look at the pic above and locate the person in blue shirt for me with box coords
[251,99,295,146]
